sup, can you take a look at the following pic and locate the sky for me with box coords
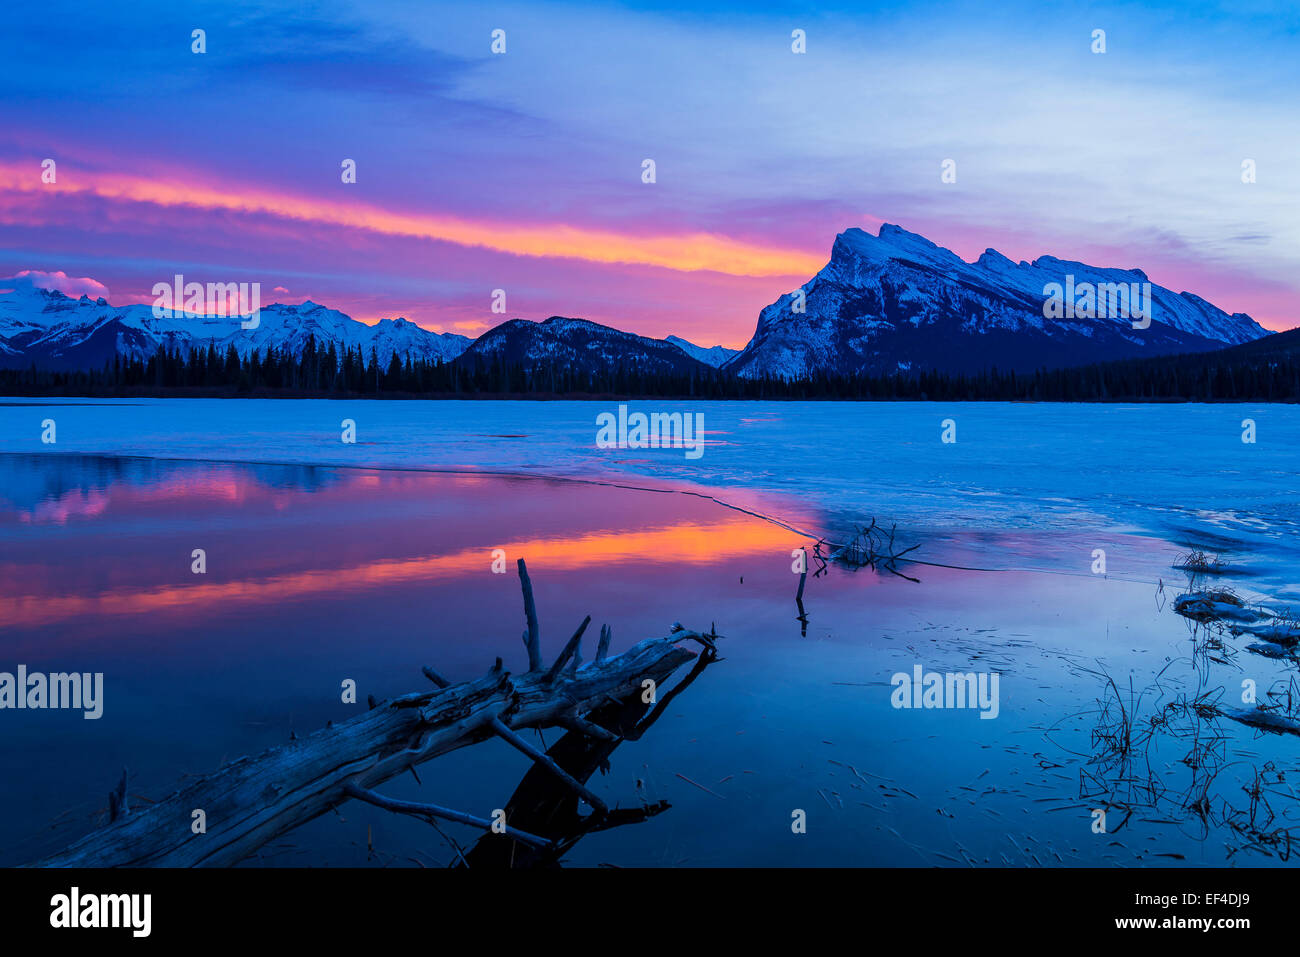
[0,0,1296,347]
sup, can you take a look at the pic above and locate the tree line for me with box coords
[2,336,1297,401]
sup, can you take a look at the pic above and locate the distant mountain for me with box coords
[664,335,739,368]
[455,316,711,377]
[1066,325,1300,399]
[3,226,1279,384]
[0,282,471,371]
[725,225,1270,379]
[1208,326,1300,362]
[853,325,1300,401]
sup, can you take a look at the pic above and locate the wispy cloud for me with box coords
[0,0,1295,334]
[0,162,820,278]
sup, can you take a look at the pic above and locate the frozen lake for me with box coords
[3,398,1297,599]
[1,451,1295,867]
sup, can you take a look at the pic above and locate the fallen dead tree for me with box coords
[32,559,718,868]
[462,639,718,868]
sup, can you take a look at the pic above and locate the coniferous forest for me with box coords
[2,331,1298,401]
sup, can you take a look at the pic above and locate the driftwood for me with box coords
[463,641,718,867]
[814,518,920,583]
[32,559,718,867]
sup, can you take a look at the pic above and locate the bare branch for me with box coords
[343,784,553,850]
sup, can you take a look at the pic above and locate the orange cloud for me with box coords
[0,163,822,279]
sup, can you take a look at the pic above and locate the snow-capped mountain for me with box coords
[3,228,1272,382]
[456,317,710,376]
[0,281,471,371]
[724,225,1269,379]
[664,335,739,368]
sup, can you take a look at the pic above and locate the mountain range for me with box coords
[0,288,473,372]
[1,225,1276,379]
[723,225,1268,378]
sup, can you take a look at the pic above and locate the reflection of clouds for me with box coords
[3,517,798,629]
[0,454,350,521]
[20,488,112,525]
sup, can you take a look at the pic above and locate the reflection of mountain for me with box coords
[0,454,344,520]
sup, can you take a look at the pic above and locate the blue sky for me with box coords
[1,0,1295,342]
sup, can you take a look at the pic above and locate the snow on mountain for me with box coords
[0,280,472,371]
[366,316,471,364]
[724,224,1269,379]
[3,230,1271,382]
[456,317,710,377]
[664,335,739,368]
[232,303,471,366]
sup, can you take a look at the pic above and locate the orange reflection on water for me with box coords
[3,515,798,629]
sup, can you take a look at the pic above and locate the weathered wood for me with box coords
[557,713,619,743]
[463,640,718,868]
[33,630,712,868]
[342,783,554,849]
[422,665,452,689]
[489,717,608,814]
[107,769,128,823]
[517,558,543,671]
[545,615,590,683]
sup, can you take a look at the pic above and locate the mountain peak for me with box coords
[458,314,708,376]
[878,223,923,241]
[666,334,740,368]
[730,224,1268,380]
[832,223,952,267]
[976,248,1016,270]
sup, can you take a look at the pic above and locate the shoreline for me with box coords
[2,389,1296,404]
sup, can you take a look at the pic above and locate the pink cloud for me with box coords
[11,269,110,299]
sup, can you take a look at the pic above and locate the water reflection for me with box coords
[461,647,718,868]
[0,454,803,632]
[0,453,345,522]
[2,451,1295,868]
